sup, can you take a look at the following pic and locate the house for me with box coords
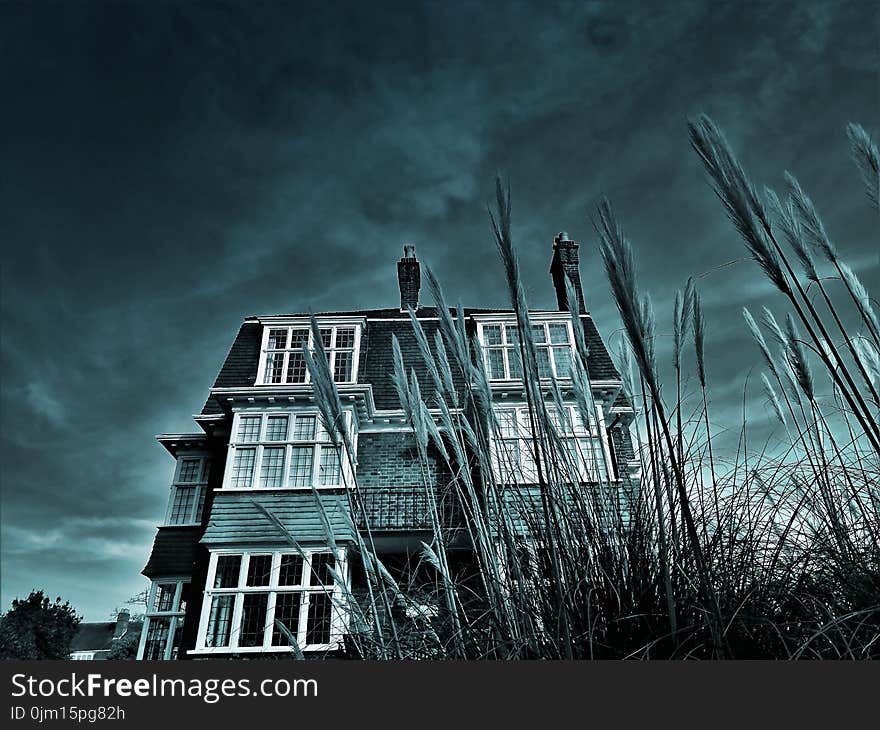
[137,234,639,660]
[70,610,142,660]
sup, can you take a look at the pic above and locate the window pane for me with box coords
[531,324,547,343]
[318,447,341,486]
[246,555,272,587]
[286,352,307,383]
[272,592,303,646]
[309,553,336,587]
[237,416,261,443]
[265,415,288,441]
[564,439,583,481]
[154,583,176,612]
[259,447,285,488]
[508,349,523,379]
[230,449,256,487]
[333,351,353,382]
[267,328,288,349]
[306,592,332,645]
[488,348,505,379]
[335,327,355,349]
[288,446,314,487]
[206,595,234,647]
[320,328,332,349]
[580,438,600,480]
[196,489,206,524]
[497,410,518,438]
[520,440,537,482]
[552,346,572,378]
[549,323,570,344]
[169,487,196,524]
[290,328,309,347]
[293,415,317,440]
[170,617,184,660]
[505,325,519,345]
[536,347,552,378]
[143,617,171,660]
[279,554,304,586]
[239,593,269,647]
[264,352,284,384]
[214,555,242,588]
[483,325,502,346]
[498,439,521,480]
[178,459,200,483]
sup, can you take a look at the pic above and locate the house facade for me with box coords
[137,235,639,660]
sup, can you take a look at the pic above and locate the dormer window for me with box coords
[257,323,361,386]
[478,319,574,381]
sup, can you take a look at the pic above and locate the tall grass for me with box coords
[275,118,879,659]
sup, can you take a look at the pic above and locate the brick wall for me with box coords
[356,431,454,530]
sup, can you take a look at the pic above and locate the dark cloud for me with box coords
[1,1,876,619]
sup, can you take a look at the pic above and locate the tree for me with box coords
[0,591,81,660]
[105,631,140,660]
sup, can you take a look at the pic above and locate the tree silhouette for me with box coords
[0,591,81,660]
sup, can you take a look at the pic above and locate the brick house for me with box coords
[136,235,639,660]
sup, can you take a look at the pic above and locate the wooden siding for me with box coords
[200,491,355,545]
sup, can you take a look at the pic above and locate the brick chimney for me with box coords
[397,245,420,311]
[112,610,130,640]
[550,231,586,314]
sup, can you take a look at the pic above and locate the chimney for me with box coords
[112,610,130,640]
[397,245,420,311]
[550,231,586,314]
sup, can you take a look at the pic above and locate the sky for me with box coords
[1,1,877,621]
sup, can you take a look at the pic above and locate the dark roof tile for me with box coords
[142,526,202,577]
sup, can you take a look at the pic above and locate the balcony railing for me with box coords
[357,486,458,531]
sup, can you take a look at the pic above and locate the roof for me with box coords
[201,491,356,545]
[200,308,620,416]
[69,621,143,653]
[142,526,202,577]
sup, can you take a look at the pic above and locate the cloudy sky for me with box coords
[1,1,876,620]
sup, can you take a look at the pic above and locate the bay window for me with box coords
[224,411,350,490]
[138,580,188,660]
[491,405,609,484]
[165,457,209,526]
[196,549,347,653]
[258,323,360,385]
[478,319,574,381]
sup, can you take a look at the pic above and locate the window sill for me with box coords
[487,378,574,384]
[188,644,338,655]
[161,522,202,528]
[215,486,348,493]
[254,381,357,387]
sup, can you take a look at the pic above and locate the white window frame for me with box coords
[255,320,362,386]
[222,409,355,492]
[136,579,188,661]
[69,651,96,660]
[164,456,210,526]
[193,548,349,655]
[491,405,610,484]
[476,317,576,382]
